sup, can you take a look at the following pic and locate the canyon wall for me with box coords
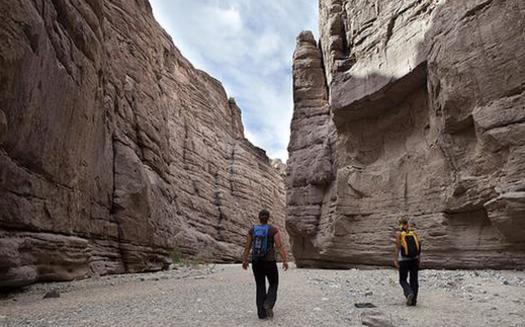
[0,0,286,288]
[287,0,525,269]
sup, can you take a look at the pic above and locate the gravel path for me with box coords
[1,264,524,326]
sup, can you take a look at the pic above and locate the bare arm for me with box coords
[242,233,252,270]
[274,230,289,271]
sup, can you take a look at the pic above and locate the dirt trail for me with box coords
[1,264,524,326]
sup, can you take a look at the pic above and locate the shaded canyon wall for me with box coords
[0,0,287,287]
[287,0,525,269]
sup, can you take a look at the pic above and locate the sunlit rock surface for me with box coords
[287,0,525,269]
[0,0,287,287]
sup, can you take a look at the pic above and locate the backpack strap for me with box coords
[400,231,407,256]
[410,231,420,251]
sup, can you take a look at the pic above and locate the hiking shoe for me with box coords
[406,293,415,306]
[264,305,274,319]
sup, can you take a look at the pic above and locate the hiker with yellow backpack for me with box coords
[394,218,421,306]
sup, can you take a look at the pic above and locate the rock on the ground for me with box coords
[0,0,287,288]
[287,0,525,269]
[43,289,60,299]
[361,310,394,327]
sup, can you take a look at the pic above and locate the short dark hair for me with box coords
[399,218,409,225]
[259,209,270,224]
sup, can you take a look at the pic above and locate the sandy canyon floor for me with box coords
[1,264,524,327]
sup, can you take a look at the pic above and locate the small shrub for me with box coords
[169,247,210,269]
[169,247,183,264]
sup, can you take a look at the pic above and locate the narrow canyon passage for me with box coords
[1,6,525,327]
[2,265,524,327]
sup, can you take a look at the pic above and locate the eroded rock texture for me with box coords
[287,0,525,269]
[287,31,339,267]
[0,0,286,288]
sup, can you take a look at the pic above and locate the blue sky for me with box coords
[150,0,318,160]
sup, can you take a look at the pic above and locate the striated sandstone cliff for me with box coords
[0,0,286,288]
[287,0,525,269]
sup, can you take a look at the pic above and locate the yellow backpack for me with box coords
[400,231,420,258]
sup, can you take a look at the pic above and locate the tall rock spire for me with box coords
[286,31,337,267]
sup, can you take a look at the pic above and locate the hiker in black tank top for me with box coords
[242,209,289,320]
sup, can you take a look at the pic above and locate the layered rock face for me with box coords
[287,0,525,269]
[287,31,339,267]
[0,0,286,287]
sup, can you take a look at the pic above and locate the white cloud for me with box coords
[150,0,318,161]
[211,6,242,32]
[254,32,281,58]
